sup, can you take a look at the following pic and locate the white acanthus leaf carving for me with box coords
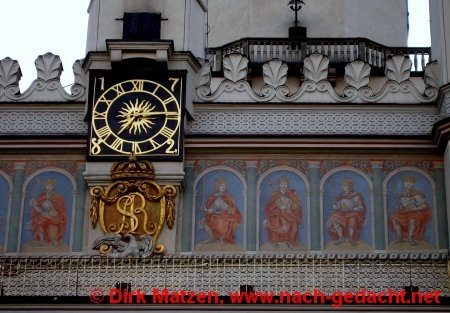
[424,61,439,89]
[0,54,86,102]
[385,55,411,83]
[70,59,86,97]
[263,59,288,88]
[197,62,212,87]
[223,53,248,83]
[0,57,22,87]
[303,53,329,82]
[35,52,63,81]
[344,61,371,89]
[73,59,85,87]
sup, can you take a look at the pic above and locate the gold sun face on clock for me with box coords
[117,99,156,135]
[88,72,184,160]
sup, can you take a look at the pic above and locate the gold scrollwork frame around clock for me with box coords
[90,179,176,255]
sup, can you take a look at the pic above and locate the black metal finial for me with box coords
[288,0,305,28]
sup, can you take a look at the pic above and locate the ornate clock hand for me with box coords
[138,112,178,117]
[117,114,137,135]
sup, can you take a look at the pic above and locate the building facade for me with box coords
[1,0,450,311]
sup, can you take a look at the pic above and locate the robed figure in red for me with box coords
[30,179,67,245]
[200,178,241,244]
[389,176,432,246]
[327,178,366,246]
[264,176,302,248]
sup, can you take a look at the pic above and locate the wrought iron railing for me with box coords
[207,37,431,73]
[0,256,448,297]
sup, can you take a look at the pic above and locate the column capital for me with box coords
[76,161,86,172]
[432,161,444,169]
[307,160,321,168]
[13,162,26,170]
[370,160,384,169]
[245,160,258,168]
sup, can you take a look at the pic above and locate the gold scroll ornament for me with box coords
[90,155,176,255]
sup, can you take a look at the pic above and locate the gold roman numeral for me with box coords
[132,142,142,154]
[161,97,176,106]
[152,84,160,94]
[167,114,179,120]
[148,138,158,150]
[111,84,125,95]
[96,126,112,139]
[93,111,107,119]
[111,138,124,151]
[160,126,175,139]
[131,80,145,91]
[148,138,160,150]
[97,95,112,106]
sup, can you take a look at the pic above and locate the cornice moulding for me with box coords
[106,40,175,63]
[184,137,437,151]
[82,52,112,71]
[193,103,438,112]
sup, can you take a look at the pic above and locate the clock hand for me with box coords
[117,115,137,135]
[137,111,178,117]
[117,111,178,136]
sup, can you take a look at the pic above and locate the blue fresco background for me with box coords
[0,175,10,248]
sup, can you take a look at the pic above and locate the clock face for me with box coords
[88,71,185,160]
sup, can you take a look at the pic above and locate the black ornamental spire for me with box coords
[288,0,305,28]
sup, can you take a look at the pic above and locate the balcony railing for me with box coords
[0,256,448,298]
[207,37,431,73]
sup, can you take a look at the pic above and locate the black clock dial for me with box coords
[88,71,185,160]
